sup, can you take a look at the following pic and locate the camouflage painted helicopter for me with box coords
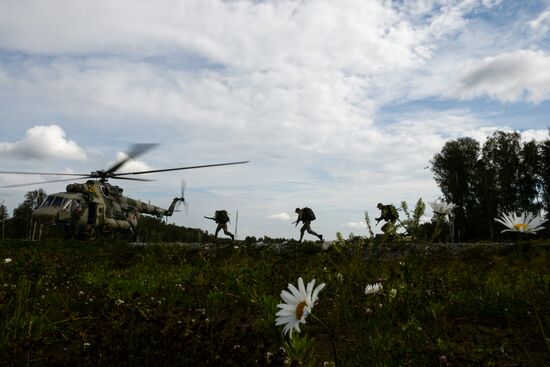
[0,144,248,240]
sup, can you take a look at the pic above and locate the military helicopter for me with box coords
[0,144,248,240]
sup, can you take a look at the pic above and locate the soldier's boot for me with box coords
[231,234,235,240]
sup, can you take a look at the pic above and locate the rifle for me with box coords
[204,216,216,221]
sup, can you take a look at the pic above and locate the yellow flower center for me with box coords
[295,301,307,320]
[514,223,527,231]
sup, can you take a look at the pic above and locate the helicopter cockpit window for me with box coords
[41,196,55,207]
[41,196,67,208]
[51,196,65,208]
[62,199,74,211]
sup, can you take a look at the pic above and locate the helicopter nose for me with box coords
[31,207,59,223]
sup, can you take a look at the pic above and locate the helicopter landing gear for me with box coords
[77,225,98,240]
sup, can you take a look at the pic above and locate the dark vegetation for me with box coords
[1,239,549,366]
[431,129,550,241]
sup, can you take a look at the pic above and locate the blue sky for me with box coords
[1,0,549,240]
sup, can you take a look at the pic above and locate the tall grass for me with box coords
[0,239,549,366]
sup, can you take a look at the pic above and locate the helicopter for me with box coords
[0,144,248,240]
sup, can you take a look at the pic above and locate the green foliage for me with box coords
[364,211,375,239]
[399,199,426,240]
[431,130,550,241]
[284,333,317,366]
[9,189,47,239]
[0,239,549,365]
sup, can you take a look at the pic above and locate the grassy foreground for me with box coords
[1,239,549,366]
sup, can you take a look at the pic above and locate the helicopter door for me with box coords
[87,202,97,225]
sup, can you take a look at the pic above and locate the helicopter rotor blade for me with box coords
[0,176,92,188]
[105,143,159,175]
[113,161,249,176]
[0,170,90,177]
[110,176,154,182]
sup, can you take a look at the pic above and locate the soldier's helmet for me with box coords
[295,208,301,213]
[377,203,383,209]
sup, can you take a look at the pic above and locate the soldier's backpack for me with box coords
[215,210,230,224]
[387,205,399,221]
[302,207,316,221]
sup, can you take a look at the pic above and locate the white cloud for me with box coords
[0,125,86,161]
[0,1,429,73]
[344,220,366,229]
[522,129,549,142]
[481,0,503,8]
[268,212,292,221]
[450,50,550,103]
[529,8,550,36]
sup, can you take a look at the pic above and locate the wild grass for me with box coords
[0,238,549,366]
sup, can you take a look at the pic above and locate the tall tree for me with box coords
[11,189,47,239]
[540,131,550,217]
[431,137,481,240]
[479,131,523,238]
[481,131,522,212]
[0,201,7,240]
[518,139,542,213]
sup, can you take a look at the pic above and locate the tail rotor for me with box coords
[175,180,189,214]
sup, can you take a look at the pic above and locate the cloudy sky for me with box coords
[0,0,549,240]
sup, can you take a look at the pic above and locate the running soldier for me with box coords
[375,203,399,235]
[205,210,234,240]
[294,207,323,243]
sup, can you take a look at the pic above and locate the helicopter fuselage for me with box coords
[32,180,179,239]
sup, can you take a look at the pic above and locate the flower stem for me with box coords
[310,313,338,367]
[430,216,442,244]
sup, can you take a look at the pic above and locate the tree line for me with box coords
[431,129,550,240]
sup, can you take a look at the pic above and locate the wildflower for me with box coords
[389,288,397,299]
[364,282,383,295]
[336,272,344,283]
[428,200,456,216]
[275,277,326,338]
[4,258,12,264]
[494,212,547,234]
[115,299,124,306]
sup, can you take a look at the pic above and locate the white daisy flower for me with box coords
[4,258,12,264]
[364,282,383,295]
[428,200,456,216]
[494,212,547,234]
[275,277,325,338]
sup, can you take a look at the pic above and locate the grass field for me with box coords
[1,238,549,366]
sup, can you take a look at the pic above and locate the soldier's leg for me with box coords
[381,222,389,234]
[305,223,323,241]
[222,224,234,240]
[388,220,397,235]
[215,223,222,238]
[299,224,306,242]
